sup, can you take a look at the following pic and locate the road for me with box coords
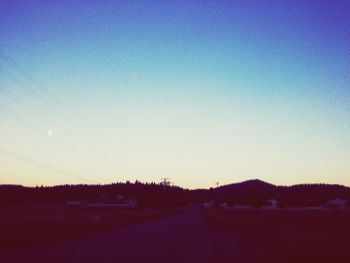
[0,206,256,263]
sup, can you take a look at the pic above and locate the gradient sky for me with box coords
[0,0,349,188]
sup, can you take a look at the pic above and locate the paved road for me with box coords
[0,206,256,263]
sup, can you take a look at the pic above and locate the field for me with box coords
[0,203,178,252]
[204,208,350,263]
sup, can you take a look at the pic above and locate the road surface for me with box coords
[0,206,256,263]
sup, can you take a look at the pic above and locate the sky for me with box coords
[0,0,349,188]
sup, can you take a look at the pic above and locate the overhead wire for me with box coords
[0,146,96,184]
[0,49,99,184]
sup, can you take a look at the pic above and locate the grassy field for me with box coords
[0,203,180,252]
[204,208,350,263]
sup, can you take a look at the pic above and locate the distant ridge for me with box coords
[218,179,274,189]
[1,179,349,190]
[217,179,350,190]
[1,180,349,208]
[215,179,350,207]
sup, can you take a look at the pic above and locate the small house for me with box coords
[203,200,215,208]
[262,199,278,209]
[325,198,347,209]
[267,198,278,208]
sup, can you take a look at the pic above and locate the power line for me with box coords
[0,146,96,184]
[0,49,81,114]
[0,50,85,141]
[0,49,65,115]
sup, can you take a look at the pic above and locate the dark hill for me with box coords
[219,179,275,191]
[214,180,350,207]
[1,180,350,208]
[215,179,276,207]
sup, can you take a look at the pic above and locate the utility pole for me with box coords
[161,178,171,208]
[161,178,171,188]
[215,182,220,207]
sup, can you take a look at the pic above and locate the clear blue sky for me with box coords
[0,0,349,188]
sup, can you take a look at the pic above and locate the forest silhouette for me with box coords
[1,179,349,208]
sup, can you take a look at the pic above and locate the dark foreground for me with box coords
[205,208,350,263]
[0,206,255,263]
[0,203,179,251]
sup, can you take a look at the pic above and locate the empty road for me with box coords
[0,206,256,263]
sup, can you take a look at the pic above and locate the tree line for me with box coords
[1,179,350,208]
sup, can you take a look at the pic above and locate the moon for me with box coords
[48,130,53,137]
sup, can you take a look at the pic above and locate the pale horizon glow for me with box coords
[0,1,349,189]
